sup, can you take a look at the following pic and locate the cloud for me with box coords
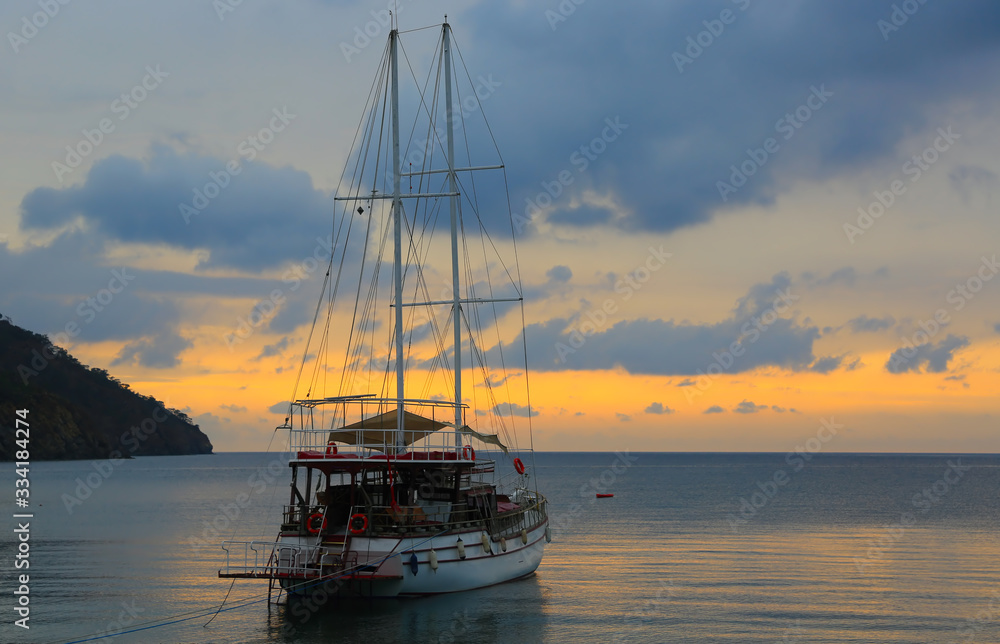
[492,402,538,418]
[811,267,857,288]
[733,400,768,414]
[645,402,674,414]
[704,405,725,414]
[19,145,333,272]
[489,273,818,375]
[848,315,895,333]
[194,412,230,426]
[994,323,1000,334]
[111,331,192,369]
[809,355,844,374]
[253,336,291,361]
[885,334,970,374]
[269,402,289,414]
[675,378,696,387]
[546,205,616,227]
[546,265,573,283]
[220,404,247,413]
[616,413,631,422]
[465,1,1000,235]
[949,164,998,202]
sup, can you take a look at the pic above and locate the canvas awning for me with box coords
[328,409,446,447]
[458,425,509,454]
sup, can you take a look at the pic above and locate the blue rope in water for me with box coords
[52,528,453,644]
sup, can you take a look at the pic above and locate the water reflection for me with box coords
[265,574,547,643]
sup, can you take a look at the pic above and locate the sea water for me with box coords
[2,452,999,643]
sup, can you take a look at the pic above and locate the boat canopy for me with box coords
[328,409,446,447]
[458,425,509,454]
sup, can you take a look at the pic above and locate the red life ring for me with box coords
[513,457,525,475]
[349,513,368,534]
[325,440,337,456]
[462,445,475,461]
[306,512,327,534]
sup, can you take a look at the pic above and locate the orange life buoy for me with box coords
[325,440,337,456]
[513,457,525,475]
[306,512,327,534]
[349,513,368,534]
[462,444,475,461]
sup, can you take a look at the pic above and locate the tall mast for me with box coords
[443,20,463,445]
[390,28,405,450]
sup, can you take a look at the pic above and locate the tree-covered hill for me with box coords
[0,316,212,461]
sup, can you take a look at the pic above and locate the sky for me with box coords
[2,0,999,453]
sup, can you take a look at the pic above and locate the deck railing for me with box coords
[281,397,492,457]
[220,540,349,578]
[280,496,547,540]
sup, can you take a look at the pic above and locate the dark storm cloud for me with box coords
[0,231,182,343]
[885,334,970,374]
[460,1,1000,234]
[253,337,291,361]
[848,315,896,333]
[0,226,329,364]
[19,145,333,271]
[809,356,844,374]
[487,273,819,375]
[645,402,674,415]
[545,265,572,283]
[111,332,193,369]
[733,400,768,414]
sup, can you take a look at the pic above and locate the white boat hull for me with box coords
[279,521,548,598]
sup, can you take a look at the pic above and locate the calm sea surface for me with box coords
[2,452,999,643]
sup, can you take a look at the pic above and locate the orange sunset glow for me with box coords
[2,2,998,455]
